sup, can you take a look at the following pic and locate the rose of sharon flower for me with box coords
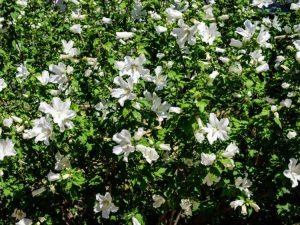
[15,218,32,225]
[39,97,76,132]
[0,78,7,92]
[236,20,257,41]
[144,91,181,121]
[136,144,159,164]
[203,113,230,145]
[61,40,80,58]
[287,131,297,139]
[114,54,150,83]
[112,129,135,162]
[198,22,221,45]
[201,153,216,166]
[23,117,54,145]
[132,217,141,225]
[223,143,239,158]
[116,32,134,40]
[252,0,273,8]
[283,158,300,188]
[230,199,260,215]
[16,63,30,81]
[94,192,119,219]
[55,151,71,171]
[111,76,136,106]
[180,199,192,216]
[0,138,17,160]
[152,194,165,208]
[70,24,82,34]
[203,172,221,186]
[171,19,200,48]
[235,174,253,197]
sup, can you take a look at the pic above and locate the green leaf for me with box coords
[274,117,282,128]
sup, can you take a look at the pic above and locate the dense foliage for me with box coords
[0,0,300,224]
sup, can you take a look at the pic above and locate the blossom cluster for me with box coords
[0,0,299,224]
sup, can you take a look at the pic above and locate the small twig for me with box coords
[169,210,176,225]
[174,210,182,225]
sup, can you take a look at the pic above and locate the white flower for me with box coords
[201,153,216,166]
[159,143,171,151]
[272,16,281,31]
[209,70,219,80]
[236,20,257,41]
[70,24,82,34]
[32,187,46,197]
[111,76,136,107]
[116,32,134,40]
[15,218,32,225]
[102,17,112,24]
[235,174,253,197]
[296,52,300,63]
[144,91,181,121]
[0,17,4,30]
[23,117,54,145]
[256,28,271,48]
[287,131,297,139]
[230,39,243,48]
[94,192,119,218]
[16,63,30,81]
[3,118,13,128]
[149,11,161,20]
[294,40,300,63]
[284,158,300,188]
[39,97,76,132]
[0,138,17,160]
[230,200,247,215]
[194,130,205,143]
[180,199,192,216]
[71,10,86,20]
[143,66,167,91]
[16,0,28,7]
[202,4,215,20]
[165,8,183,22]
[155,26,167,33]
[223,143,239,159]
[249,202,260,212]
[203,172,221,186]
[252,0,273,8]
[230,199,260,215]
[152,194,165,208]
[133,127,146,140]
[203,113,230,145]
[37,71,50,85]
[47,171,61,181]
[113,129,135,162]
[12,209,26,220]
[256,62,269,73]
[132,217,141,225]
[250,49,265,64]
[291,1,300,10]
[55,151,71,171]
[0,78,7,92]
[131,1,146,21]
[229,62,243,75]
[136,144,159,164]
[198,22,221,45]
[48,62,73,91]
[280,99,292,108]
[281,82,290,89]
[61,40,80,57]
[171,19,200,48]
[114,54,150,83]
